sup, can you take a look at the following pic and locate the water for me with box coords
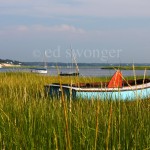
[50,68,150,77]
[0,67,150,77]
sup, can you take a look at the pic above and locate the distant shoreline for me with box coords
[0,63,21,68]
[0,63,150,70]
[101,66,150,70]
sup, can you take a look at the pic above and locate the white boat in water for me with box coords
[31,68,48,74]
[31,51,48,74]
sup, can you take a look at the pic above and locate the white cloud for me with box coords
[32,24,85,34]
[17,25,29,32]
[55,24,84,33]
[0,24,85,37]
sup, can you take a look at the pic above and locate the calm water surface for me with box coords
[0,68,150,77]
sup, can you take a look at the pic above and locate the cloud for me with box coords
[17,25,29,32]
[0,0,150,18]
[0,24,85,37]
[29,24,85,35]
[0,22,150,63]
[33,24,85,33]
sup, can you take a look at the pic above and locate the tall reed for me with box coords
[0,72,149,149]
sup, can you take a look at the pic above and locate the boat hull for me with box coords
[59,72,79,76]
[76,88,150,100]
[45,83,150,101]
[31,69,47,74]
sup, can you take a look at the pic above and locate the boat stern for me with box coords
[44,84,77,100]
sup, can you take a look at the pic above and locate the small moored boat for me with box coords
[59,46,79,76]
[31,51,48,74]
[59,72,79,76]
[31,68,48,74]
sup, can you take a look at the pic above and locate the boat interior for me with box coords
[51,78,150,88]
[51,70,150,88]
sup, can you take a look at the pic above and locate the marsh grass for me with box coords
[0,72,150,149]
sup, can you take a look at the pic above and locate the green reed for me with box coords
[0,72,150,149]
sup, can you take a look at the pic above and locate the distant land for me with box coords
[0,58,150,69]
[0,59,22,67]
[22,62,150,68]
[0,59,21,65]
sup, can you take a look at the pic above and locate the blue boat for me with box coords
[45,70,150,100]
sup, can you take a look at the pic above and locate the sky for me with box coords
[0,0,150,63]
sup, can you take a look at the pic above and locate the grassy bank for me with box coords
[101,66,150,70]
[0,72,150,149]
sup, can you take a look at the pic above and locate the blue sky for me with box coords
[0,0,150,63]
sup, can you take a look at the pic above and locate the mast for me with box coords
[70,45,73,72]
[71,47,79,74]
[44,50,47,69]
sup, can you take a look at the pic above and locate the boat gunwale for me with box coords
[46,82,150,92]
